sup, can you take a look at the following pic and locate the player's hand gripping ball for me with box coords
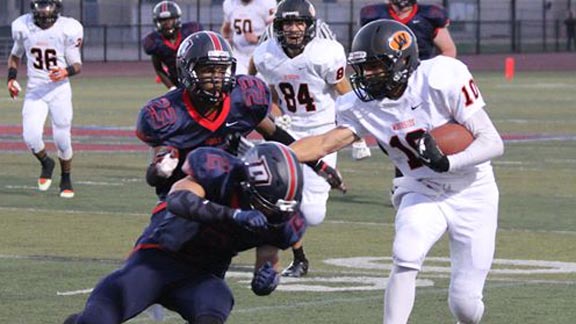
[429,122,474,155]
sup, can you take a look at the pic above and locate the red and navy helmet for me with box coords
[176,31,236,105]
[390,0,417,10]
[241,142,303,224]
[31,0,62,29]
[152,1,182,38]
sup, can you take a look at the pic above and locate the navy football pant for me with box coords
[74,249,234,323]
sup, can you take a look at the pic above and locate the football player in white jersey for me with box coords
[252,0,351,277]
[290,19,504,324]
[249,14,373,161]
[7,0,83,198]
[221,0,276,75]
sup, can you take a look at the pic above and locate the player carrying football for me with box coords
[289,19,504,324]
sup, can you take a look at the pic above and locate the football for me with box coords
[429,122,474,155]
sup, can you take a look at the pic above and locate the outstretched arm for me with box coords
[290,127,358,162]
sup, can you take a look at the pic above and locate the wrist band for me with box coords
[8,67,17,82]
[65,66,77,77]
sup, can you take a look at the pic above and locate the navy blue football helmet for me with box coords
[391,0,417,10]
[31,0,62,29]
[177,31,236,105]
[152,1,182,38]
[241,142,303,224]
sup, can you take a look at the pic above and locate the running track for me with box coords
[1,124,575,152]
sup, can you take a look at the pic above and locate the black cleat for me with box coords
[281,259,309,277]
[38,157,56,191]
[59,174,75,198]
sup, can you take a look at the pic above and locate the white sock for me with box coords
[384,265,419,324]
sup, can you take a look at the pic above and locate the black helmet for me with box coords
[152,1,182,38]
[176,31,236,105]
[241,142,303,225]
[273,0,316,51]
[31,0,62,29]
[391,0,417,10]
[348,19,419,101]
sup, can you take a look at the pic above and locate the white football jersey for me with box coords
[11,14,83,89]
[253,36,347,129]
[337,56,493,181]
[223,0,275,57]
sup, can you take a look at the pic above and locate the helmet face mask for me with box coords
[390,0,417,10]
[31,0,61,29]
[241,142,303,225]
[348,19,420,102]
[153,1,182,38]
[177,32,237,105]
[273,0,317,52]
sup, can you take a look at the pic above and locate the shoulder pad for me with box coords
[136,97,178,146]
[234,75,271,120]
[183,147,239,185]
[427,56,471,91]
[143,33,159,54]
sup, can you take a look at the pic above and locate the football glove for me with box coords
[233,209,268,231]
[251,261,280,296]
[313,160,347,193]
[224,132,254,157]
[274,115,292,131]
[49,67,69,82]
[7,79,21,99]
[154,147,179,178]
[351,139,372,160]
[416,132,450,172]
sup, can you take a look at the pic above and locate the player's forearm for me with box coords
[448,109,504,170]
[166,190,236,223]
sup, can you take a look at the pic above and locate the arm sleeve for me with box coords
[447,108,504,171]
[64,20,84,65]
[10,21,25,58]
[320,41,347,85]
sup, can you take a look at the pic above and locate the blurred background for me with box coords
[0,0,575,61]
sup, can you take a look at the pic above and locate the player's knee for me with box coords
[299,203,326,226]
[391,244,426,270]
[23,132,43,152]
[448,294,484,324]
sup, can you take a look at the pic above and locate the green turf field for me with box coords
[1,71,575,323]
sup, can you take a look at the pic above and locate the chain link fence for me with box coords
[0,0,574,61]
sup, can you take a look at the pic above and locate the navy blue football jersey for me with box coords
[136,75,272,200]
[134,147,307,278]
[142,22,203,86]
[359,4,449,59]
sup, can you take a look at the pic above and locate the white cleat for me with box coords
[38,178,53,191]
[59,189,75,199]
